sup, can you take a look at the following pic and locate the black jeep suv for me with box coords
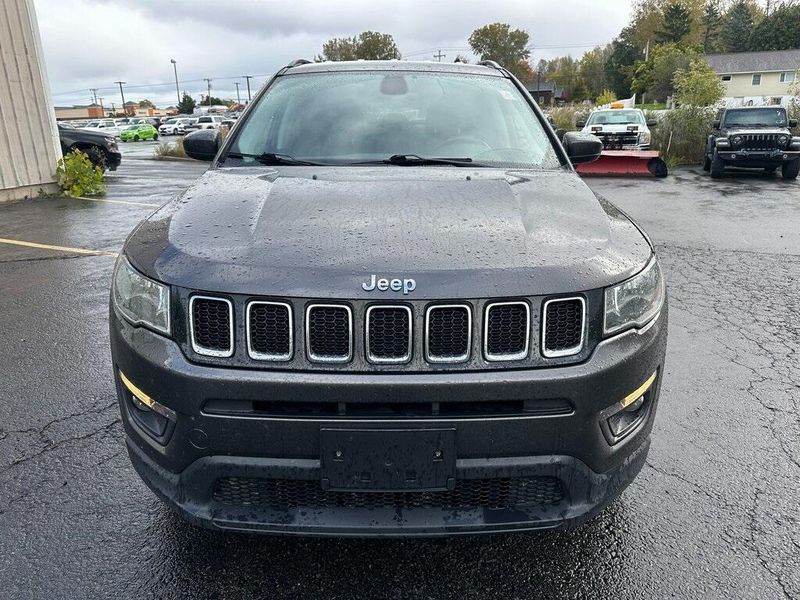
[704,107,800,179]
[110,60,668,536]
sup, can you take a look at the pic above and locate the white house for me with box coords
[705,49,800,108]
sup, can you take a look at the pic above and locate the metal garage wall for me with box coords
[0,0,61,202]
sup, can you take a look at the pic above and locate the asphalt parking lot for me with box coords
[1,146,798,599]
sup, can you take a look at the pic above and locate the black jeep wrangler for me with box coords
[704,107,799,179]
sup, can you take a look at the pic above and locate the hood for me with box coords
[126,167,652,299]
[722,126,790,135]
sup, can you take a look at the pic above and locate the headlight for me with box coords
[604,257,665,335]
[112,256,171,334]
[639,131,651,144]
[777,135,789,147]
[732,135,743,146]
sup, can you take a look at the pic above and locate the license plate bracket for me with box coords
[320,428,455,492]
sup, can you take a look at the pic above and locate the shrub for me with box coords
[547,106,590,132]
[650,106,716,165]
[56,150,106,197]
[673,59,724,107]
[596,89,617,106]
[154,138,187,159]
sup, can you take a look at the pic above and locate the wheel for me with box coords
[172,128,178,135]
[647,158,668,178]
[702,154,711,171]
[133,135,139,142]
[83,146,108,171]
[782,159,799,180]
[710,150,725,178]
[153,133,158,141]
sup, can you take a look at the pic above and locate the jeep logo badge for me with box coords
[362,275,416,295]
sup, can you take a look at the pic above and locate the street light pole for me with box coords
[115,81,127,115]
[234,82,241,105]
[242,75,253,102]
[170,59,180,106]
[204,78,212,106]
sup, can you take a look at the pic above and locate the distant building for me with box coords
[524,79,567,106]
[54,104,104,120]
[705,49,800,108]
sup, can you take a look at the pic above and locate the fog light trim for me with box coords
[118,370,177,420]
[620,371,657,409]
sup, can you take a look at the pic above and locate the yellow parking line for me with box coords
[0,237,118,257]
[75,196,160,208]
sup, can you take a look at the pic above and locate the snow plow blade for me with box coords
[576,150,668,178]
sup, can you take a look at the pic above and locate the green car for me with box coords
[120,123,158,142]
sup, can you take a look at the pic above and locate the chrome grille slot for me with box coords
[366,305,412,364]
[190,296,234,357]
[247,301,292,361]
[542,297,585,358]
[425,304,471,363]
[484,301,530,361]
[305,304,352,363]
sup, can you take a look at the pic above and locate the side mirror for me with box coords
[576,120,586,129]
[563,132,603,165]
[183,129,220,161]
[789,119,798,128]
[712,120,721,129]
[646,119,657,127]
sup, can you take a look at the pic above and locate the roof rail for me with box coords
[286,59,313,68]
[478,60,503,70]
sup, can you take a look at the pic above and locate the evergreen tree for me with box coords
[657,2,693,43]
[749,5,800,51]
[702,1,723,52]
[722,0,754,52]
[605,26,641,98]
[176,93,196,115]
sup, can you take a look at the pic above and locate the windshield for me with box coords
[124,125,138,131]
[228,71,560,168]
[724,108,787,127]
[164,118,177,124]
[587,110,644,126]
[86,121,99,127]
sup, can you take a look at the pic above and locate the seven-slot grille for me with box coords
[425,305,472,363]
[542,297,585,358]
[247,301,292,361]
[305,304,353,362]
[366,305,412,363]
[189,296,233,357]
[484,301,530,361]
[733,133,784,150]
[187,296,588,365]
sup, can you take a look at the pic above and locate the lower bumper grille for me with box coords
[213,476,565,510]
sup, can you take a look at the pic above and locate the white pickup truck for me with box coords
[578,108,655,150]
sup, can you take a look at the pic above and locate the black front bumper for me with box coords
[717,149,800,168]
[110,306,667,536]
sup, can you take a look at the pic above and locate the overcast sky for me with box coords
[35,0,633,109]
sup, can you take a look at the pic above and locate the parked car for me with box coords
[184,115,225,132]
[704,107,799,179]
[111,60,668,537]
[119,123,159,142]
[577,108,655,150]
[83,119,121,137]
[159,117,195,136]
[57,122,121,171]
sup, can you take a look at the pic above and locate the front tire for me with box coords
[710,150,725,178]
[153,133,158,141]
[782,159,800,180]
[133,135,140,142]
[83,146,108,171]
[702,154,711,171]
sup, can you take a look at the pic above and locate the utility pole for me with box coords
[170,59,180,106]
[433,49,446,62]
[204,78,212,106]
[111,101,116,115]
[89,88,98,105]
[242,75,253,102]
[115,81,127,115]
[98,97,105,116]
[234,82,241,105]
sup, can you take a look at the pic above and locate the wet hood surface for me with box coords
[127,166,652,299]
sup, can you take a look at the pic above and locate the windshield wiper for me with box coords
[349,154,483,167]
[225,151,323,166]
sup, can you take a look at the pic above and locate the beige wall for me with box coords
[721,71,795,99]
[0,0,61,201]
